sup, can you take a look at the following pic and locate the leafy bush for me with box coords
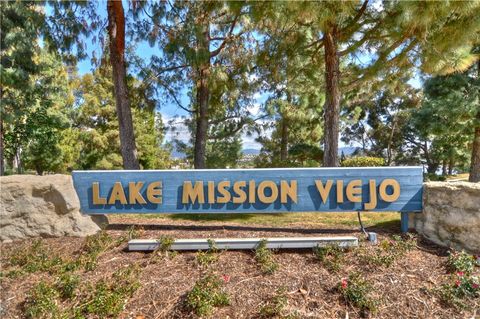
[157,235,175,252]
[339,273,378,314]
[341,156,385,167]
[255,240,279,275]
[186,274,230,317]
[313,244,345,272]
[446,251,477,275]
[196,239,221,267]
[436,272,479,309]
[424,173,447,181]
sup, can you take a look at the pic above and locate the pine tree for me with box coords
[254,1,480,167]
[137,1,256,168]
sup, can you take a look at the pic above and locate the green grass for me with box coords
[114,212,400,228]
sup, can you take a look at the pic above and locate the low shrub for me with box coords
[424,173,447,182]
[436,272,479,309]
[186,274,230,317]
[338,273,378,314]
[83,265,141,317]
[126,225,144,240]
[80,231,118,271]
[196,239,220,267]
[255,240,279,275]
[359,234,416,267]
[157,235,175,252]
[258,287,289,318]
[9,240,63,274]
[341,156,385,167]
[313,244,345,272]
[446,251,477,275]
[56,273,80,299]
[24,281,60,319]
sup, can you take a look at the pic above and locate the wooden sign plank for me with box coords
[72,167,423,214]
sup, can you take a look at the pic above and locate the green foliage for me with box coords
[339,273,378,314]
[157,236,175,252]
[21,262,141,318]
[65,64,171,171]
[258,287,289,318]
[186,274,230,317]
[126,225,143,240]
[196,240,220,268]
[436,273,480,309]
[80,231,118,271]
[84,265,141,317]
[341,156,385,167]
[56,273,80,299]
[446,251,477,275]
[24,281,61,319]
[196,251,219,267]
[313,244,345,272]
[8,240,63,274]
[425,173,447,182]
[255,240,279,275]
[359,235,416,267]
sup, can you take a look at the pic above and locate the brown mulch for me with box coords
[0,216,478,319]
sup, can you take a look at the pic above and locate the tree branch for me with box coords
[210,13,239,58]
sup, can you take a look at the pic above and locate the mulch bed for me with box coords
[0,216,478,319]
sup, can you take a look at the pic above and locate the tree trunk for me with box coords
[193,21,210,169]
[470,109,480,182]
[15,147,22,174]
[107,0,140,170]
[448,157,454,176]
[280,115,288,163]
[442,159,447,176]
[469,60,480,182]
[322,24,341,167]
[386,114,397,166]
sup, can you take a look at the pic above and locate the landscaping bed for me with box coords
[1,214,478,319]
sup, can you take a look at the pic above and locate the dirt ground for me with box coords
[1,215,478,319]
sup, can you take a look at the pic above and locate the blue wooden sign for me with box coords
[72,167,423,217]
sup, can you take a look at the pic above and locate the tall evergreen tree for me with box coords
[137,1,256,168]
[255,1,480,167]
[106,0,140,169]
[45,0,140,169]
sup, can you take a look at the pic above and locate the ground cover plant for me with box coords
[186,273,230,317]
[255,239,279,275]
[1,214,479,318]
[313,244,346,272]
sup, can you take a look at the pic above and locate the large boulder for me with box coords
[410,181,480,253]
[0,174,108,242]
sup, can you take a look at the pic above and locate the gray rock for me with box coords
[0,174,108,242]
[410,181,480,254]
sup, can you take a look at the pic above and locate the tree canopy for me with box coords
[1,0,479,181]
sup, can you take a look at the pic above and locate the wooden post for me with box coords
[401,212,409,233]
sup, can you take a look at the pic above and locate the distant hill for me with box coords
[171,149,186,159]
[242,148,260,155]
[172,146,357,160]
[338,146,359,156]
